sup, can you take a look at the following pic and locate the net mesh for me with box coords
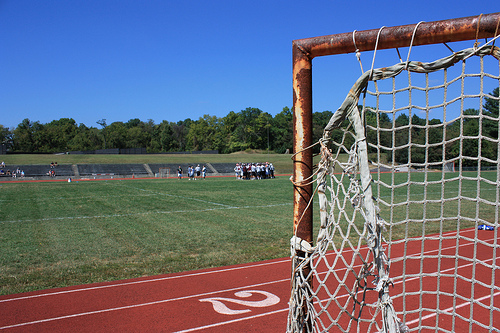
[158,167,171,178]
[288,45,500,332]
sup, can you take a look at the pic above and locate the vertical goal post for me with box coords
[290,12,500,332]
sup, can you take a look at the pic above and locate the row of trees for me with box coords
[1,88,498,166]
[1,107,297,154]
[361,87,499,166]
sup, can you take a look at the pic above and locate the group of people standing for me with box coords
[177,165,207,180]
[234,162,275,180]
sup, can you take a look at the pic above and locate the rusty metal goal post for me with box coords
[289,13,500,332]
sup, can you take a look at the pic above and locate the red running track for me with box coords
[309,228,500,332]
[0,228,498,332]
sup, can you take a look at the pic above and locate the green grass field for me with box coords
[0,176,293,295]
[1,153,496,297]
[324,170,498,243]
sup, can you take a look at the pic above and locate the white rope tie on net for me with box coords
[474,13,484,50]
[405,21,424,70]
[464,23,500,61]
[492,15,500,48]
[352,30,364,74]
[370,26,385,80]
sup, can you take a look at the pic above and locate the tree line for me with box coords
[0,87,498,167]
[362,87,499,167]
[1,107,295,154]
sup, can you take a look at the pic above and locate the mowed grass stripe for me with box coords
[106,181,235,208]
[0,177,293,295]
[1,202,291,224]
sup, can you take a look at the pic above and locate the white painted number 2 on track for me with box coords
[199,290,280,315]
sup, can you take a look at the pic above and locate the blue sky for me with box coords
[1,1,498,129]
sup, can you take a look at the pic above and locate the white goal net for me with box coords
[158,167,171,178]
[288,37,500,333]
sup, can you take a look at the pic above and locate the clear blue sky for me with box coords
[1,1,498,129]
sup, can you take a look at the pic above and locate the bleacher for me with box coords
[0,164,74,178]
[0,162,244,180]
[209,163,237,174]
[148,164,217,176]
[77,164,149,177]
[149,164,188,176]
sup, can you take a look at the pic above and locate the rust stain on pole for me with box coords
[292,41,314,332]
[292,42,313,243]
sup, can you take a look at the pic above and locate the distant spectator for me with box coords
[188,165,194,180]
[177,166,183,179]
[234,163,241,179]
[195,164,201,180]
[0,161,5,168]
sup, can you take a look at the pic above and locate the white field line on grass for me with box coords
[0,202,291,224]
[0,192,158,204]
[1,185,494,204]
[105,181,236,208]
[1,181,292,223]
[1,232,496,331]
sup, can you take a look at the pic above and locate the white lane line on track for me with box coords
[0,279,289,330]
[404,291,500,326]
[3,257,497,332]
[177,256,500,333]
[2,228,478,303]
[0,258,291,303]
[0,229,492,332]
[173,308,288,333]
[2,233,496,331]
[0,228,485,304]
